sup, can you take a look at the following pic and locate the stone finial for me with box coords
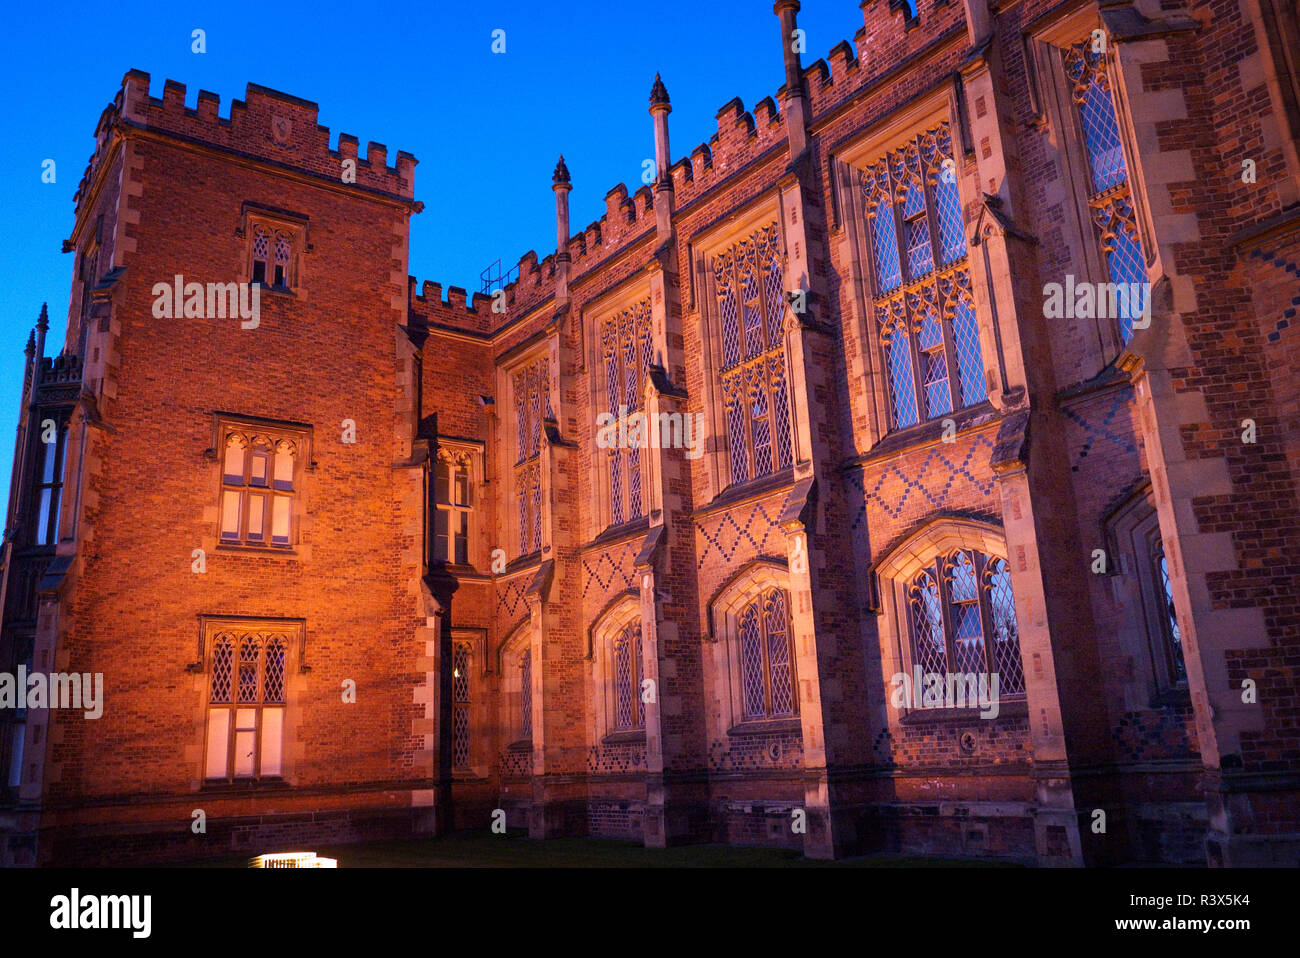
[37,303,49,332]
[552,155,571,187]
[649,73,671,112]
[24,330,35,358]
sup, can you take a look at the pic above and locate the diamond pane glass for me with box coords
[1077,68,1128,193]
[772,363,794,469]
[934,176,966,266]
[887,327,920,429]
[452,643,470,704]
[764,591,795,717]
[724,377,750,485]
[635,631,646,727]
[609,450,624,526]
[739,606,766,718]
[238,638,259,703]
[749,380,773,478]
[719,285,741,368]
[520,651,532,740]
[1104,218,1146,343]
[909,572,947,676]
[952,299,987,406]
[452,704,470,768]
[765,258,786,347]
[871,207,903,293]
[263,638,285,704]
[986,558,1024,694]
[210,638,234,704]
[614,630,635,730]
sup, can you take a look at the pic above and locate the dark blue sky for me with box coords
[0,0,865,514]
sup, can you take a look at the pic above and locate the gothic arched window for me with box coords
[611,622,646,731]
[1064,41,1148,343]
[862,122,986,430]
[905,549,1024,700]
[600,301,653,526]
[714,224,794,486]
[738,587,797,720]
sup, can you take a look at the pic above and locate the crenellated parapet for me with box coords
[74,69,417,218]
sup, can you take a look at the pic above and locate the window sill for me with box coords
[506,739,532,752]
[727,717,801,737]
[853,401,997,466]
[200,777,292,792]
[252,282,296,298]
[897,698,1027,725]
[590,516,650,549]
[216,543,300,558]
[699,466,796,519]
[601,729,647,746]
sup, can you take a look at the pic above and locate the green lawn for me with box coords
[183,832,1024,868]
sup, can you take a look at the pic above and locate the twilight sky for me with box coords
[0,0,867,515]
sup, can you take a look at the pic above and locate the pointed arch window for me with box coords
[611,622,646,731]
[600,300,653,526]
[452,641,472,769]
[512,356,551,556]
[737,587,797,720]
[862,122,987,431]
[713,224,794,487]
[905,549,1025,701]
[1064,41,1148,344]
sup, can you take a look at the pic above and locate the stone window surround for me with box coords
[582,281,655,540]
[586,591,646,744]
[1024,5,1158,375]
[433,438,484,571]
[872,517,1026,719]
[236,203,310,301]
[193,614,306,790]
[689,196,792,505]
[833,86,988,451]
[706,558,799,737]
[210,412,313,557]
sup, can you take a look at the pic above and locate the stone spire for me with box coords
[553,156,572,304]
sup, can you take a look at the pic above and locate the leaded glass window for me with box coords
[1065,41,1148,344]
[862,122,987,430]
[512,357,551,555]
[205,629,289,780]
[220,429,298,548]
[1154,547,1186,685]
[33,416,67,547]
[435,451,473,564]
[251,225,296,290]
[452,641,471,769]
[738,588,797,720]
[905,549,1025,703]
[714,224,794,486]
[519,649,533,741]
[601,300,653,526]
[611,622,645,731]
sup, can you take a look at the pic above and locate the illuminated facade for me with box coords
[2,0,1299,866]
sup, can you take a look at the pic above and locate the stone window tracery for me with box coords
[600,300,653,526]
[1064,41,1148,344]
[905,548,1024,701]
[219,422,304,549]
[861,122,986,430]
[713,224,794,486]
[512,356,551,556]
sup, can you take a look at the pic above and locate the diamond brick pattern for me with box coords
[849,434,996,529]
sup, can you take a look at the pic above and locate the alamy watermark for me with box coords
[1042,274,1150,329]
[0,666,103,719]
[595,406,706,460]
[890,666,1001,719]
[152,274,260,328]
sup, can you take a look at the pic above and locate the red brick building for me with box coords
[1,0,1297,866]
